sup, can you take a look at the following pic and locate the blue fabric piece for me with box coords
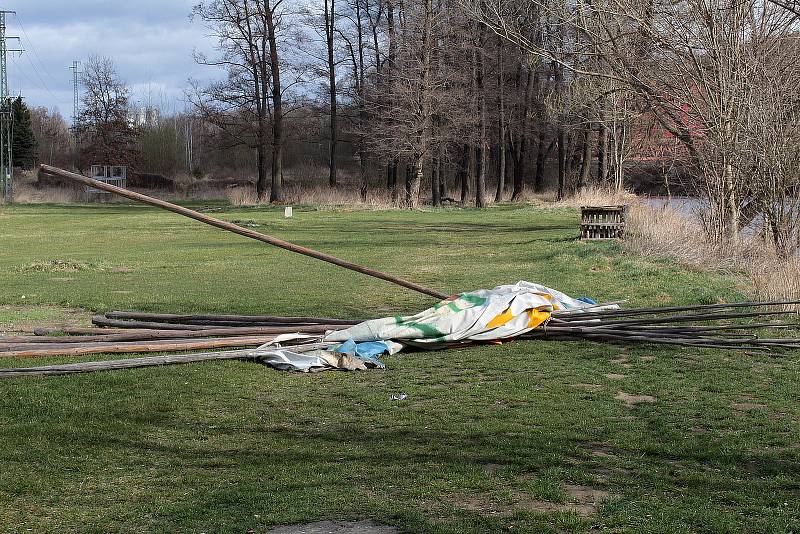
[334,339,391,363]
[577,297,597,304]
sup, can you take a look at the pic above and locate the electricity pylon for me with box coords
[0,10,22,201]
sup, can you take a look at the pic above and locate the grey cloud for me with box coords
[6,0,219,114]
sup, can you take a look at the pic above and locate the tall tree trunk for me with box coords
[459,144,471,204]
[557,129,566,200]
[386,0,398,202]
[475,15,486,208]
[534,133,553,193]
[597,106,607,185]
[265,0,283,202]
[511,67,534,200]
[432,155,441,206]
[256,142,268,198]
[495,38,506,203]
[407,0,433,209]
[388,158,398,202]
[242,0,269,202]
[405,163,413,206]
[325,0,338,188]
[438,156,445,200]
[578,123,592,190]
[355,0,368,201]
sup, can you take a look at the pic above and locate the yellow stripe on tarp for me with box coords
[527,309,551,328]
[486,307,515,329]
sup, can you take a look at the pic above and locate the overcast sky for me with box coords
[5,1,220,119]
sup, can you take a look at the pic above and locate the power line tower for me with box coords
[0,10,22,201]
[69,60,81,170]
[69,60,80,129]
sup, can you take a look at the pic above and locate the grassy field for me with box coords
[0,202,797,533]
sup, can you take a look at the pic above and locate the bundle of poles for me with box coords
[533,300,800,351]
[0,311,361,359]
[0,301,796,377]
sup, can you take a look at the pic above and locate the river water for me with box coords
[640,196,707,216]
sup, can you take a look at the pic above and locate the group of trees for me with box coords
[24,0,800,254]
[7,97,38,169]
[473,0,800,253]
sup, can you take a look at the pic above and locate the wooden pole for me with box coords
[39,164,450,300]
[0,350,256,378]
[0,336,287,359]
[2,325,342,344]
[103,311,360,325]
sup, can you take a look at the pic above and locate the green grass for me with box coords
[0,202,797,533]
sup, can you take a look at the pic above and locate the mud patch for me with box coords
[615,391,657,407]
[267,521,399,533]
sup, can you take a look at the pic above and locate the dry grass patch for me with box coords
[615,391,657,407]
[625,202,800,302]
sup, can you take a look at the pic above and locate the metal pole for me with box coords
[0,11,17,201]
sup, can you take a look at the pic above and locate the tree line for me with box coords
[24,0,800,255]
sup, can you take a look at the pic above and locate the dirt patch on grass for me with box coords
[605,373,626,380]
[453,482,613,518]
[0,305,93,334]
[267,521,400,533]
[610,357,632,368]
[585,443,618,459]
[615,391,657,407]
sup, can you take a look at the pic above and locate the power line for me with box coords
[20,46,58,101]
[12,13,59,88]
[8,54,38,91]
[8,14,58,102]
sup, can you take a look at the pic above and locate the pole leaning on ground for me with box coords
[39,165,450,300]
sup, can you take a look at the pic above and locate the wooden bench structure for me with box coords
[580,205,627,240]
[86,165,127,194]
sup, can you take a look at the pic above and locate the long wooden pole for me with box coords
[0,350,256,379]
[0,336,284,359]
[1,325,341,344]
[40,165,450,300]
[103,311,360,325]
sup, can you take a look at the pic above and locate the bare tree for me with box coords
[324,0,339,187]
[191,0,292,202]
[76,56,140,170]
